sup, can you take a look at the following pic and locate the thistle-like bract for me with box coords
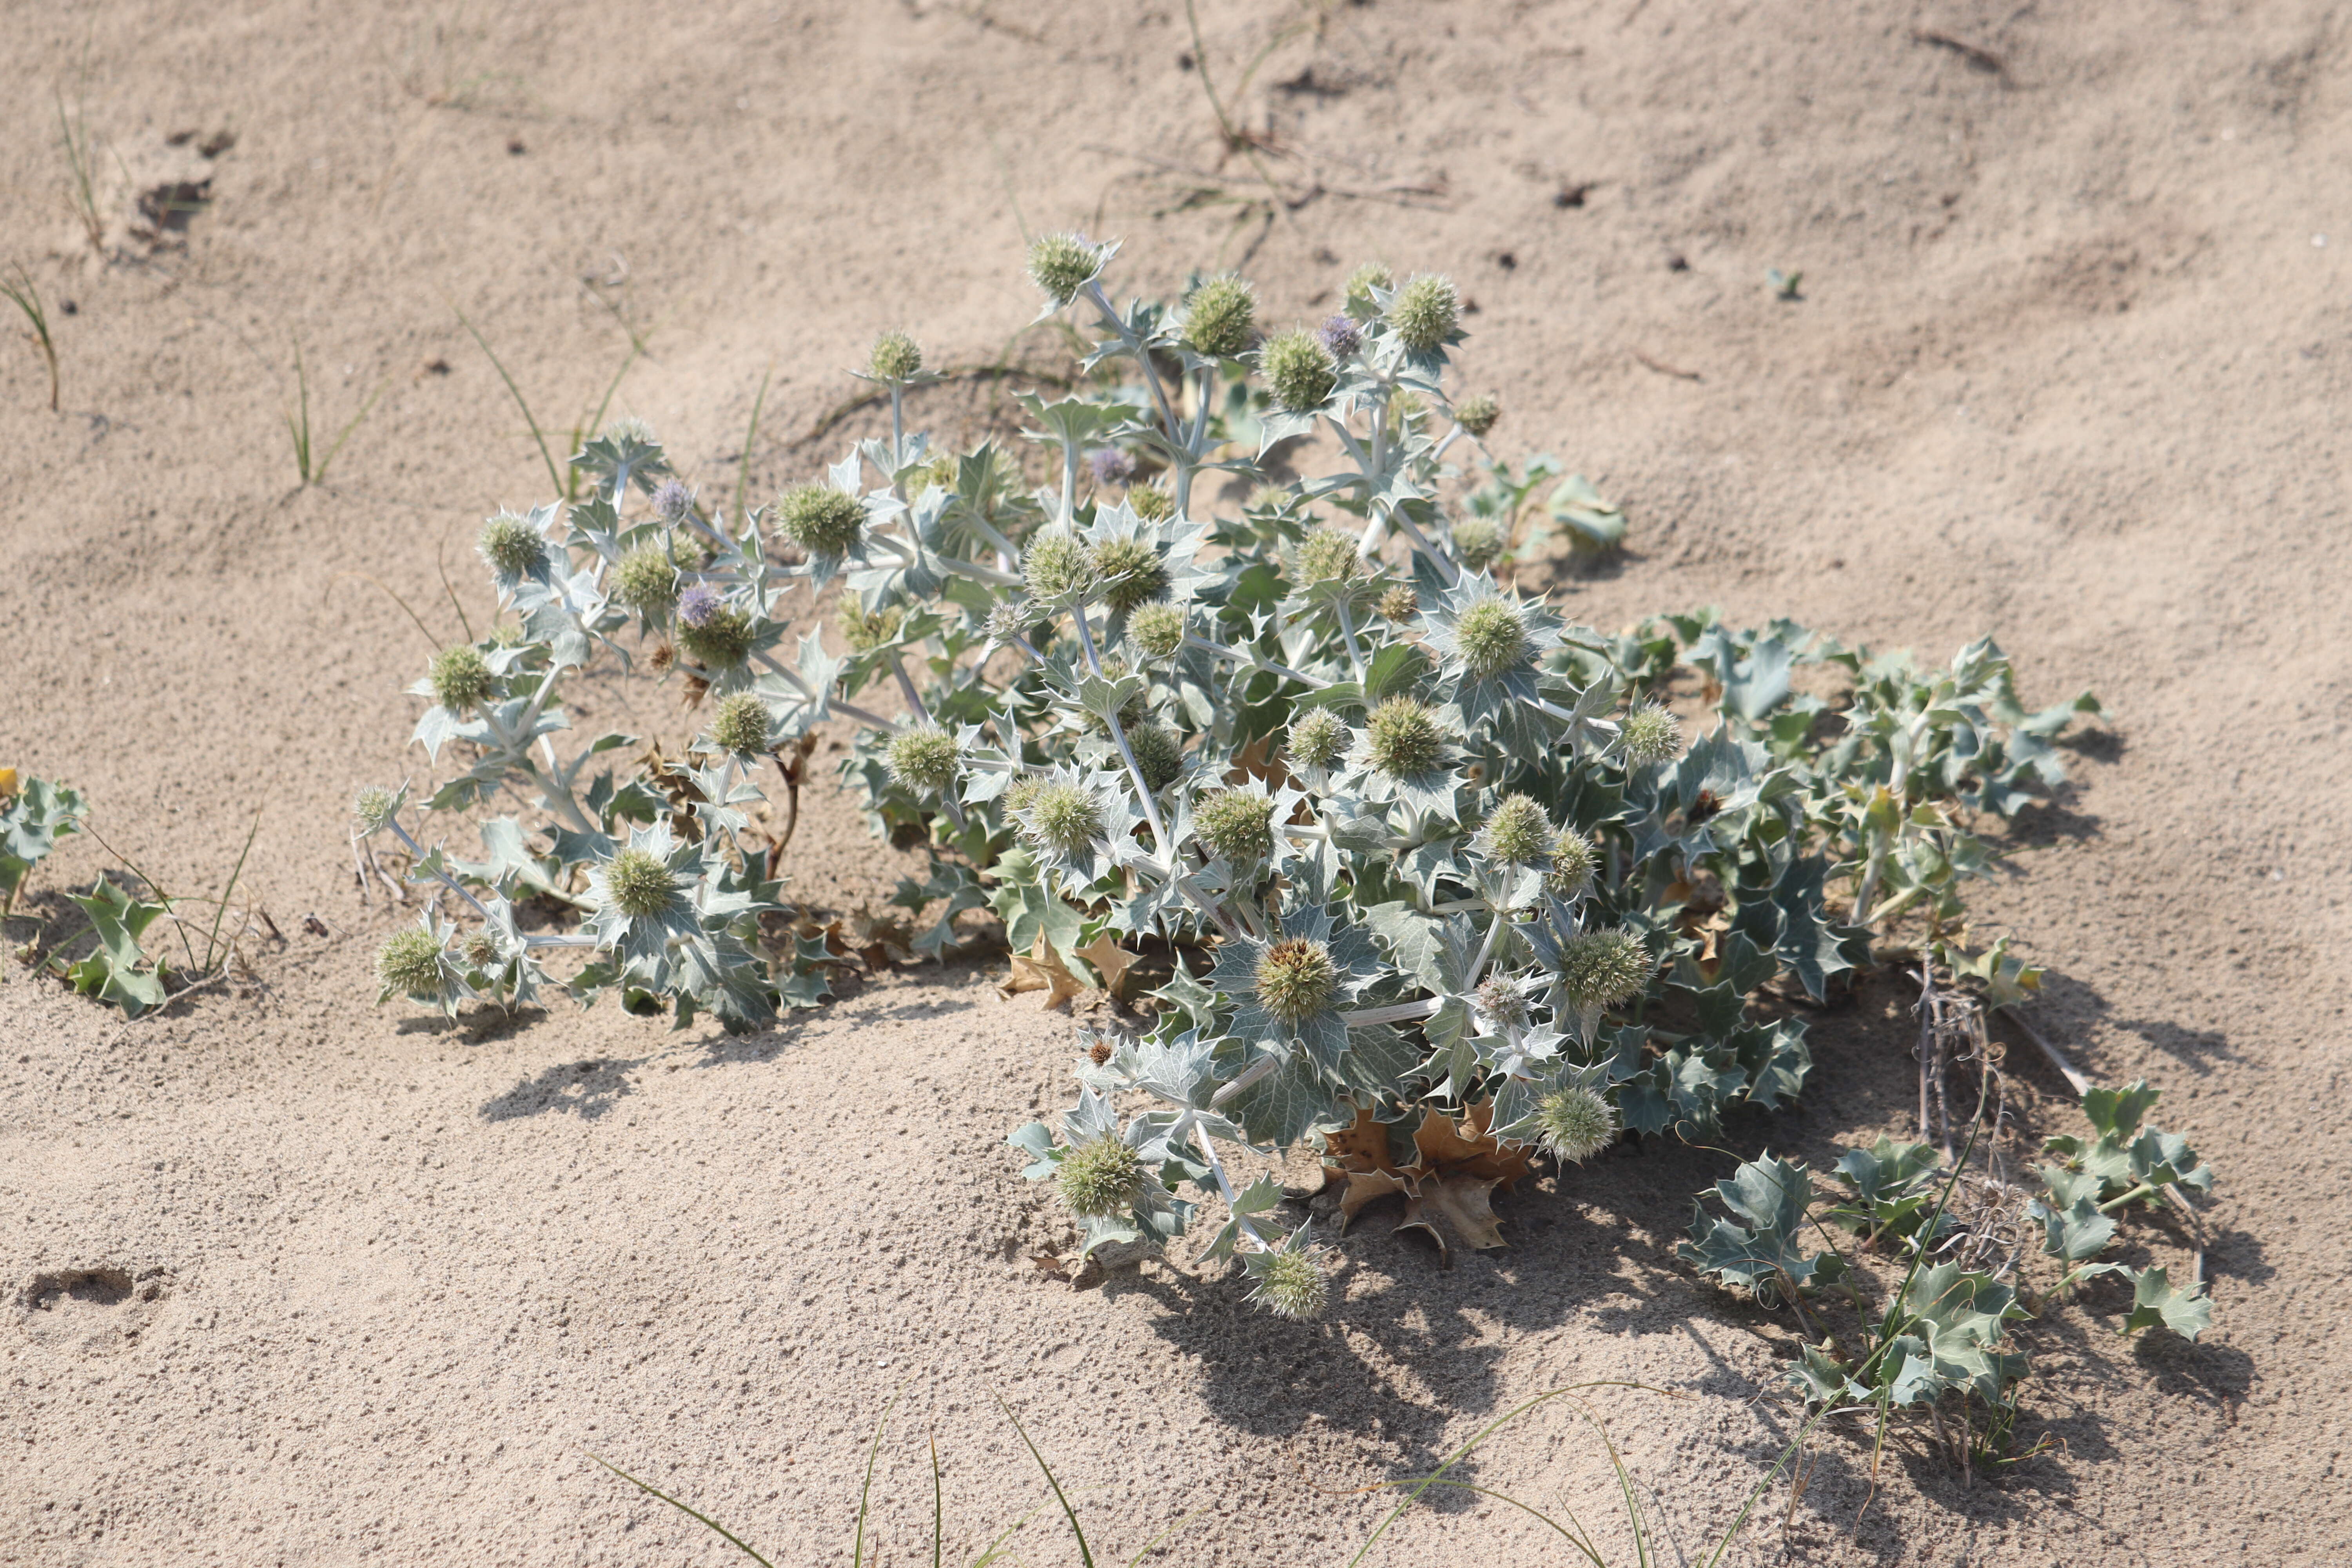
[1388,273,1460,353]
[613,544,679,613]
[1286,709,1348,771]
[1619,702,1683,765]
[1196,787,1275,865]
[1475,794,1552,865]
[477,512,546,580]
[1451,515,1507,572]
[709,693,772,756]
[1364,696,1443,778]
[1055,1134,1144,1218]
[1532,1085,1617,1162]
[1260,328,1337,413]
[1087,536,1167,613]
[1027,232,1103,307]
[886,724,960,793]
[867,329,923,382]
[376,928,444,999]
[1127,602,1187,661]
[1255,937,1339,1027]
[775,483,867,558]
[428,645,495,714]
[1248,1244,1329,1321]
[1023,530,1089,602]
[1180,274,1256,359]
[1455,393,1501,437]
[1556,927,1651,1009]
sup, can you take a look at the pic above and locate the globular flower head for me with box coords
[1546,829,1600,898]
[1023,530,1089,603]
[1195,786,1275,865]
[613,544,680,615]
[1316,313,1362,360]
[1127,602,1188,661]
[1180,274,1256,359]
[1027,231,1105,307]
[1089,447,1138,488]
[984,597,1043,648]
[1002,774,1045,816]
[1364,696,1444,778]
[1455,393,1501,438]
[1286,708,1349,771]
[1474,972,1535,1031]
[867,329,924,382]
[601,847,677,919]
[1475,794,1552,866]
[676,598,756,668]
[1125,720,1185,791]
[709,692,773,756]
[1388,273,1460,353]
[1260,328,1338,413]
[477,511,547,581]
[1451,515,1507,572]
[1056,1134,1144,1218]
[1125,482,1174,523]
[1377,583,1419,622]
[352,787,398,837]
[774,483,867,559]
[1532,1085,1617,1163]
[1020,779,1104,860]
[1344,261,1393,305]
[459,931,502,972]
[428,644,496,714]
[1555,927,1652,1009]
[1619,702,1683,766]
[1246,1237,1329,1321]
[1245,483,1296,518]
[1255,936,1339,1027]
[1291,526,1361,585]
[1453,597,1533,681]
[886,724,961,794]
[376,927,446,1001]
[1087,535,1169,614]
[653,478,696,525]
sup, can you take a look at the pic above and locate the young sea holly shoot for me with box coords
[370,234,2115,1325]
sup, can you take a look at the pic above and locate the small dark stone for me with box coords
[506,138,527,155]
[1666,252,1690,271]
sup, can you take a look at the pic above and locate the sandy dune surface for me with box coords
[4,2,2349,1563]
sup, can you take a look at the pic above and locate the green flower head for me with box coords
[1450,515,1507,572]
[675,601,757,669]
[1377,583,1419,622]
[708,692,772,757]
[1291,526,1361,584]
[352,787,398,836]
[1180,273,1257,359]
[1388,272,1460,353]
[376,927,445,1000]
[1453,598,1532,681]
[1195,786,1276,866]
[602,847,675,918]
[1546,829,1599,899]
[1023,530,1089,603]
[428,644,496,714]
[886,724,961,794]
[1027,232,1105,307]
[1125,720,1185,792]
[1343,261,1393,305]
[1086,535,1169,614]
[1127,601,1188,661]
[1259,328,1338,414]
[1207,903,1381,1062]
[867,329,923,382]
[1056,1134,1145,1218]
[477,511,547,581]
[1455,393,1501,438]
[613,544,680,615]
[1363,696,1444,779]
[774,483,867,559]
[1245,1234,1329,1321]
[1532,1085,1617,1162]
[1125,481,1174,522]
[1555,927,1651,1010]
[1475,794,1552,866]
[1285,708,1349,772]
[1619,702,1682,766]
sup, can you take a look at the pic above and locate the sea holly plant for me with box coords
[390,237,2139,1317]
[0,771,86,919]
[1684,1074,2216,1469]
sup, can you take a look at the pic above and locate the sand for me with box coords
[4,1,2349,1563]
